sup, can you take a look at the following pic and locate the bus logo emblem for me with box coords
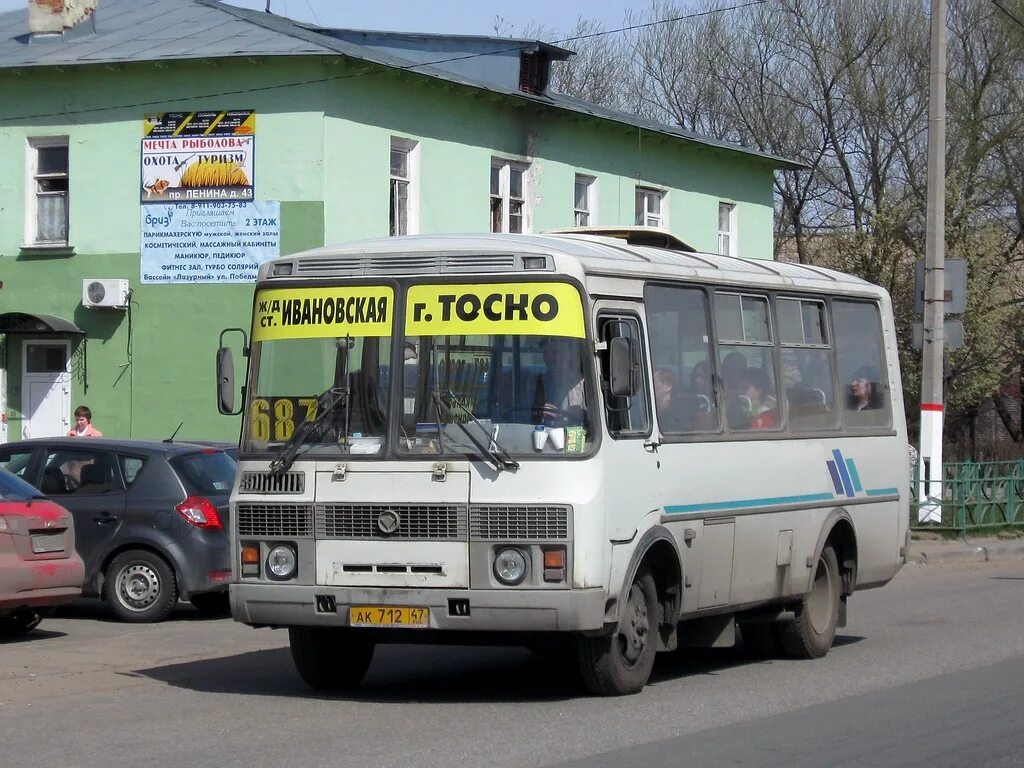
[377,509,401,535]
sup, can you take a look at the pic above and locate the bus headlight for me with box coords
[267,544,297,579]
[493,548,528,586]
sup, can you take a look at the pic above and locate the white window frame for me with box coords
[574,174,596,227]
[635,186,666,229]
[389,137,419,236]
[490,158,531,234]
[718,202,737,257]
[25,136,70,247]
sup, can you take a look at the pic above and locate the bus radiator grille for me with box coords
[236,503,314,537]
[469,505,570,541]
[238,471,305,494]
[316,504,467,540]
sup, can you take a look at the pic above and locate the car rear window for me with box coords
[169,451,235,496]
[0,469,43,501]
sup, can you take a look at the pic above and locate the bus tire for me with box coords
[577,568,658,696]
[288,627,375,691]
[778,544,840,659]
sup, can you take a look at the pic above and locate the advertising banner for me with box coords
[140,201,280,284]
[141,110,255,203]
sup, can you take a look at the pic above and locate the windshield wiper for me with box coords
[431,389,519,472]
[269,386,349,474]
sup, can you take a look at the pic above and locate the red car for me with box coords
[0,467,84,636]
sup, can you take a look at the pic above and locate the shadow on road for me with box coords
[0,627,67,644]
[54,599,228,624]
[131,630,865,702]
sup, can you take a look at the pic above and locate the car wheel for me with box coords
[289,627,375,691]
[104,549,178,623]
[577,567,659,696]
[190,592,230,616]
[0,608,42,637]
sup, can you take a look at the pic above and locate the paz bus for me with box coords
[217,229,909,696]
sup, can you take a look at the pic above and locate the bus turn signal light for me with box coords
[241,545,260,577]
[543,548,565,583]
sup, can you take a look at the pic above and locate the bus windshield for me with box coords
[398,333,593,457]
[242,285,394,457]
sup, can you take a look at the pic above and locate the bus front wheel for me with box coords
[577,568,658,696]
[778,544,841,659]
[288,627,375,690]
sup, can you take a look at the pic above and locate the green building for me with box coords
[0,0,797,442]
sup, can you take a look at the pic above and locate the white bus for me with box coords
[217,229,909,696]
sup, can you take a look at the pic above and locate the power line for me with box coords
[0,0,766,123]
[991,0,1024,29]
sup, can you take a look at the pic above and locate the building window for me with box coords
[635,187,665,228]
[390,137,418,236]
[490,159,529,234]
[26,138,69,245]
[574,174,595,226]
[718,202,737,256]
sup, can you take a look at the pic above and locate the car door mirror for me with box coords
[216,347,236,415]
[608,336,639,397]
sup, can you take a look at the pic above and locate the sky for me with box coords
[0,0,663,37]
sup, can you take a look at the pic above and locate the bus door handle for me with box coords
[643,439,660,452]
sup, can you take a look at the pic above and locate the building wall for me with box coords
[0,55,777,442]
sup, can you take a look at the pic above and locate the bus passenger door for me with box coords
[596,309,660,541]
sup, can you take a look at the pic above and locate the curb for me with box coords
[908,544,1024,565]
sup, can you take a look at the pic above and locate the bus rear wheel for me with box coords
[577,568,658,696]
[288,627,375,691]
[778,544,841,659]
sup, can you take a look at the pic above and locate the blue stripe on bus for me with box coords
[664,492,836,515]
[845,459,864,493]
[832,449,855,497]
[866,487,900,496]
[825,460,844,495]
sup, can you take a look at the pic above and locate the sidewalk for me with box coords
[906,531,1024,564]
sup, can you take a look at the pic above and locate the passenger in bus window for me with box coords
[739,368,777,430]
[533,337,586,426]
[848,366,883,411]
[690,360,715,412]
[653,368,689,432]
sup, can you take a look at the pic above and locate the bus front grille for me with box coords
[470,505,570,541]
[236,503,314,537]
[238,471,305,494]
[317,504,467,540]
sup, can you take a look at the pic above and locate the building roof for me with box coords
[0,0,803,170]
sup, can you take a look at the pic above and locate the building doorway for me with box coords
[21,340,71,439]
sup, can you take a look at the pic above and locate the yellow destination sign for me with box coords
[253,286,394,341]
[405,282,585,337]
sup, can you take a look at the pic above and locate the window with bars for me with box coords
[490,159,528,233]
[574,174,595,226]
[389,138,418,236]
[634,186,665,228]
[718,202,737,256]
[27,138,69,245]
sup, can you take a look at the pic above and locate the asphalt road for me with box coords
[1,558,1022,768]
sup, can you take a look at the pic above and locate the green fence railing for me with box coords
[910,460,1024,535]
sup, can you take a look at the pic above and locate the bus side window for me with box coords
[833,300,892,429]
[598,315,650,438]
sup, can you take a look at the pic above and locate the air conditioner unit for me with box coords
[82,279,130,309]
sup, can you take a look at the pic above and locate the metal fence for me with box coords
[911,460,1024,534]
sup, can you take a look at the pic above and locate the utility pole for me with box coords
[918,0,946,523]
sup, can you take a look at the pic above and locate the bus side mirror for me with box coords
[217,347,236,415]
[608,337,639,397]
